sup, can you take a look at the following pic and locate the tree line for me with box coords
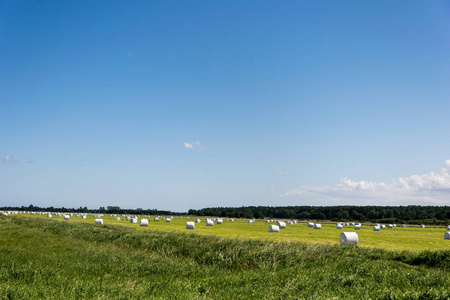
[188,205,450,224]
[0,205,172,216]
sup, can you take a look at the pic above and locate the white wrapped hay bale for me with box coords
[196,219,201,223]
[131,218,138,224]
[447,225,450,231]
[217,218,223,224]
[95,219,103,225]
[307,222,314,227]
[166,218,171,223]
[116,217,121,221]
[373,226,380,231]
[277,221,286,229]
[314,224,322,229]
[154,217,159,221]
[388,224,393,228]
[402,224,406,228]
[140,219,148,227]
[420,224,425,228]
[230,219,234,222]
[82,215,87,219]
[64,215,70,220]
[340,232,358,246]
[186,222,195,229]
[269,225,280,232]
[336,224,343,229]
[445,232,450,240]
[206,219,214,226]
[47,213,52,218]
[380,225,386,229]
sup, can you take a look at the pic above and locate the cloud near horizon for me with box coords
[283,160,450,205]
[184,141,205,151]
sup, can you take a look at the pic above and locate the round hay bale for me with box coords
[388,224,393,228]
[206,219,214,226]
[131,218,138,224]
[420,224,425,228]
[166,218,171,222]
[82,215,87,219]
[186,222,195,229]
[154,217,159,221]
[401,224,406,228]
[314,224,322,229]
[336,224,343,229]
[340,232,358,246]
[116,217,121,221]
[380,225,386,229]
[95,219,103,225]
[217,218,223,224]
[140,219,148,227]
[64,215,70,220]
[269,225,280,232]
[307,222,314,227]
[445,232,450,240]
[354,224,361,230]
[373,226,380,231]
[277,221,286,229]
[47,214,52,218]
[196,219,201,223]
[447,225,450,231]
[230,219,234,222]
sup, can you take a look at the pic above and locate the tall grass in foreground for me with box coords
[0,216,449,299]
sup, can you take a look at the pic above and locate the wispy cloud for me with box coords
[1,155,18,163]
[184,141,205,151]
[283,160,450,205]
[278,171,288,176]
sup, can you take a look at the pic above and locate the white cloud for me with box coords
[278,171,288,176]
[283,160,450,205]
[184,141,205,151]
[1,155,18,163]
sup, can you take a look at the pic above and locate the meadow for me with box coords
[0,213,449,299]
[26,212,450,252]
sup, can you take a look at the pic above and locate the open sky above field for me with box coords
[1,1,450,211]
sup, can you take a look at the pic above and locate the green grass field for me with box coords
[1,214,449,299]
[25,213,450,252]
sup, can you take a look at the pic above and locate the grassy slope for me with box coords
[0,216,449,299]
[30,214,450,252]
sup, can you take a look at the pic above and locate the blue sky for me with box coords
[1,1,450,211]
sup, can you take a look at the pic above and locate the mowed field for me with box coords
[1,214,449,299]
[25,213,450,252]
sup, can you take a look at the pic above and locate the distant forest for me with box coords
[0,205,172,216]
[2,204,450,225]
[188,206,450,224]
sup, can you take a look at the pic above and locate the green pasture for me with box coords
[26,213,449,252]
[0,215,449,299]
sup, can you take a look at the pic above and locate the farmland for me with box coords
[1,214,449,299]
[22,212,450,252]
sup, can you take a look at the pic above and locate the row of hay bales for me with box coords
[3,211,450,240]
